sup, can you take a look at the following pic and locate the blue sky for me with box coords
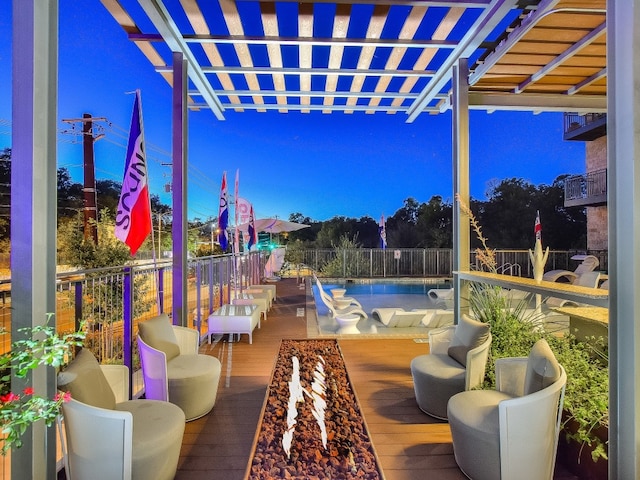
[0,2,586,222]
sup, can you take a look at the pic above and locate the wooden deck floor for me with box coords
[178,278,578,480]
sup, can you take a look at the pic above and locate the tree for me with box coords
[416,195,453,248]
[57,209,153,361]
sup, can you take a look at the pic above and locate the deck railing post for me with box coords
[195,262,202,330]
[157,266,165,313]
[123,266,134,398]
[74,280,83,333]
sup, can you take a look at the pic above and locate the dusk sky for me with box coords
[0,2,586,223]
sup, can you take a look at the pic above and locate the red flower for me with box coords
[1,392,20,403]
[23,387,34,396]
[54,392,72,403]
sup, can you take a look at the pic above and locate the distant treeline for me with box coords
[285,176,586,251]
[0,148,586,253]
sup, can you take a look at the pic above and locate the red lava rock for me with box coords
[248,340,382,480]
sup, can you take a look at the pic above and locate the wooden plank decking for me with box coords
[178,278,578,480]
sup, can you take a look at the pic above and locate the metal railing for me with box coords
[1,252,264,391]
[299,248,606,278]
[564,168,607,207]
[1,248,608,362]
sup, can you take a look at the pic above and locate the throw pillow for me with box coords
[447,314,490,366]
[523,339,562,395]
[57,349,116,410]
[138,313,181,362]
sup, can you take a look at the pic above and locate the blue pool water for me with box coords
[319,282,447,296]
[312,281,452,317]
[310,280,453,336]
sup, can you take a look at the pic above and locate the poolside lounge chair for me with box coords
[372,308,429,327]
[317,285,367,319]
[427,287,454,308]
[544,271,602,308]
[314,275,362,309]
[372,308,454,328]
[543,254,599,283]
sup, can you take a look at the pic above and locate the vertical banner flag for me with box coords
[115,90,152,255]
[234,169,240,253]
[218,172,229,250]
[534,210,542,242]
[379,214,387,249]
[248,204,258,250]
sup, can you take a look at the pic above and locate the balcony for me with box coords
[564,113,607,141]
[564,169,608,207]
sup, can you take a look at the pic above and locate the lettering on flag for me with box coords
[218,172,229,250]
[115,91,152,255]
[236,197,252,225]
[534,210,542,242]
[379,214,387,249]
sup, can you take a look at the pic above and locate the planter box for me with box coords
[558,418,608,480]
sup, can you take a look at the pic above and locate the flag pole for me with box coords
[234,169,241,294]
[139,92,161,315]
[135,90,161,315]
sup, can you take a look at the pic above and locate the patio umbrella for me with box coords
[237,218,310,234]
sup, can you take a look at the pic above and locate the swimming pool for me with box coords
[318,281,451,296]
[310,279,453,337]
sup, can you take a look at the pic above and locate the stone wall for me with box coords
[585,136,608,250]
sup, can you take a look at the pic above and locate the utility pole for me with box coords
[61,115,107,245]
[82,113,98,244]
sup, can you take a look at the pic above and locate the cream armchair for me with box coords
[57,349,185,480]
[137,313,222,421]
[447,339,567,480]
[410,314,491,419]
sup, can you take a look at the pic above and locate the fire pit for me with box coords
[246,339,383,479]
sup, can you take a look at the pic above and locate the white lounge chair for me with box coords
[545,271,602,308]
[428,287,454,308]
[317,284,367,319]
[543,254,599,283]
[372,308,454,328]
[314,275,362,309]
[372,308,429,327]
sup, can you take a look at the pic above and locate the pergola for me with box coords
[11,1,638,479]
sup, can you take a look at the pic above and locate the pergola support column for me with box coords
[11,1,58,478]
[608,1,640,478]
[452,58,470,321]
[172,52,188,326]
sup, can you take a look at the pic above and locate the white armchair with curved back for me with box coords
[447,339,567,480]
[137,313,222,421]
[410,314,492,419]
[57,349,185,480]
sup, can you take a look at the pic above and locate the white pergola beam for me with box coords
[406,0,519,122]
[138,0,225,119]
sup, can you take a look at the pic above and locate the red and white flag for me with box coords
[534,210,542,242]
[115,90,152,255]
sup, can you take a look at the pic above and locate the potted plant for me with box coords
[0,314,85,453]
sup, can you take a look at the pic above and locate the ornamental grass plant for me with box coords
[457,195,609,463]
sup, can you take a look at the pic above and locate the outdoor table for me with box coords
[207,304,260,344]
